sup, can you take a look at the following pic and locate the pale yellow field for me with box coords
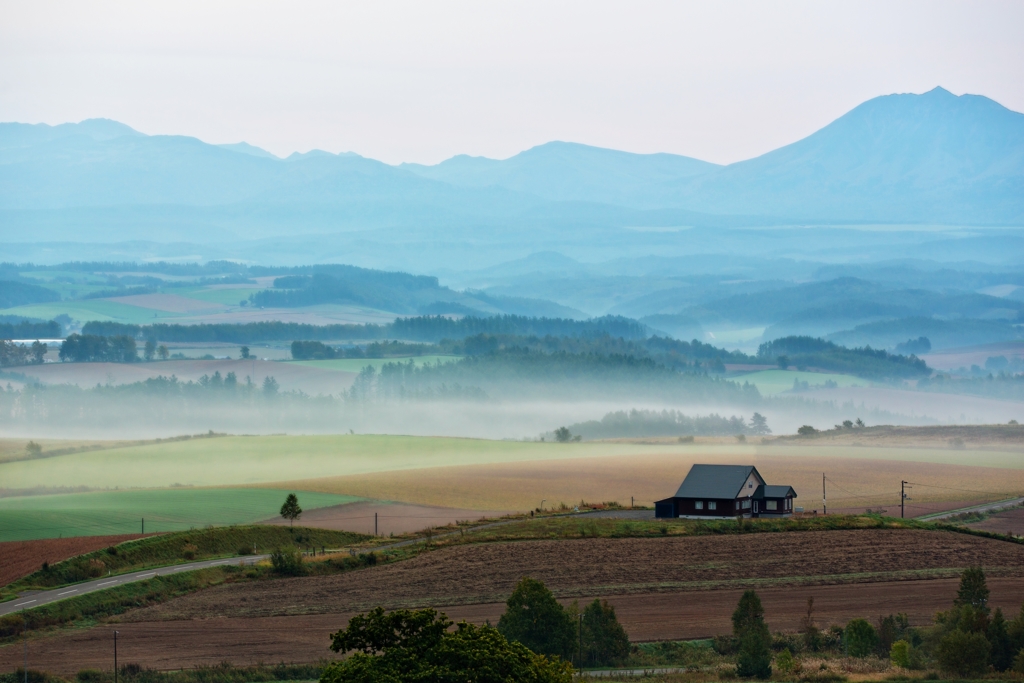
[267,449,1024,513]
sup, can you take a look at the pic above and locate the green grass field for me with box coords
[289,356,462,372]
[731,369,866,396]
[0,300,184,324]
[174,286,263,305]
[0,488,360,541]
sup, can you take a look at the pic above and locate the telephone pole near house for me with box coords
[901,481,911,518]
[822,474,827,515]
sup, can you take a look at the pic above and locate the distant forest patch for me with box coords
[558,409,771,440]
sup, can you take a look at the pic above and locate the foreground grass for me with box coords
[2,525,369,598]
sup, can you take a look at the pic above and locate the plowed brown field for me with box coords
[5,529,1024,673]
[127,529,1024,622]
[0,534,152,587]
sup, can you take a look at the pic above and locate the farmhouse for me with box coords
[654,464,797,519]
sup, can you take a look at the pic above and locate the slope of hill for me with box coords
[674,87,1024,223]
[401,141,720,208]
[1,87,1021,244]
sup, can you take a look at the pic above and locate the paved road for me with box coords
[0,554,268,617]
[918,497,1024,521]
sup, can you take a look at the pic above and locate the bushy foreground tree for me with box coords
[280,493,302,526]
[498,578,576,661]
[732,590,772,678]
[322,607,573,683]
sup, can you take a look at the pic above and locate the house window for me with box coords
[695,501,703,510]
[766,500,777,511]
[735,500,741,511]
[787,499,792,510]
[742,499,751,509]
[708,501,717,510]
[748,482,753,489]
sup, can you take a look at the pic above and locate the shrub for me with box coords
[890,640,911,668]
[269,547,305,576]
[845,618,877,657]
[181,543,198,560]
[936,630,991,677]
[236,545,254,556]
[775,648,800,675]
[86,559,105,578]
[1014,647,1024,674]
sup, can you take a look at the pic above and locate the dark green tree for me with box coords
[776,355,789,370]
[240,346,250,359]
[732,590,771,678]
[988,607,1013,671]
[144,339,156,361]
[937,630,991,677]
[280,493,302,526]
[581,599,630,667]
[554,427,572,443]
[845,619,878,657]
[157,344,169,360]
[955,566,990,610]
[324,607,573,683]
[498,577,575,661]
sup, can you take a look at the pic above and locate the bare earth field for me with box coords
[6,579,1024,672]
[0,534,152,586]
[4,529,1024,672]
[923,341,1024,371]
[771,424,1024,450]
[125,529,1024,621]
[16,359,356,395]
[106,294,226,314]
[970,506,1024,535]
[260,501,512,536]
[272,452,1024,512]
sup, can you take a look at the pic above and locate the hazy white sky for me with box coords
[1,1,1022,165]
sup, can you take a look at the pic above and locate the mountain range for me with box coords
[1,87,1022,246]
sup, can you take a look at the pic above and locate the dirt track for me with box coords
[6,579,1024,673]
[0,534,153,587]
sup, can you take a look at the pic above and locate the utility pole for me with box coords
[822,473,827,515]
[631,496,634,509]
[374,512,378,536]
[901,481,911,518]
[114,630,119,683]
[141,518,144,534]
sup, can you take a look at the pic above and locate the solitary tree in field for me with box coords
[157,344,169,360]
[280,493,302,527]
[554,427,572,443]
[144,339,156,361]
[240,346,250,359]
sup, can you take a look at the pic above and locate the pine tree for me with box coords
[733,590,772,678]
[955,566,990,610]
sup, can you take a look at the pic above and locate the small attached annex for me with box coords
[654,464,797,519]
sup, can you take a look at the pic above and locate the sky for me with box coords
[1,1,1023,165]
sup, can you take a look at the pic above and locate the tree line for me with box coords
[558,408,772,440]
[321,567,1024,681]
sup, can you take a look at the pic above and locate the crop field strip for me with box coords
[0,488,361,541]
